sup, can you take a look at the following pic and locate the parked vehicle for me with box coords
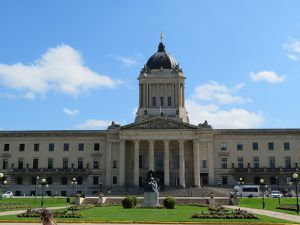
[2,191,13,198]
[270,190,283,198]
[233,185,260,197]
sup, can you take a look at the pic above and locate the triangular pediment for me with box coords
[121,117,197,130]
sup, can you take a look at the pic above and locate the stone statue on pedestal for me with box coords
[143,170,159,207]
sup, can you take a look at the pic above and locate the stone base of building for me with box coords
[143,192,159,207]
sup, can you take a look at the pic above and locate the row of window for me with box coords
[151,96,172,107]
[221,156,293,169]
[220,176,295,186]
[2,143,101,152]
[15,176,117,185]
[220,142,290,151]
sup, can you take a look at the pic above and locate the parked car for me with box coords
[2,191,13,198]
[270,190,283,198]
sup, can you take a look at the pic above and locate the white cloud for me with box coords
[287,54,299,61]
[283,39,300,53]
[235,82,245,91]
[186,100,264,129]
[0,44,120,97]
[250,71,285,83]
[63,108,79,116]
[132,107,138,117]
[75,119,111,129]
[115,56,137,67]
[192,81,250,104]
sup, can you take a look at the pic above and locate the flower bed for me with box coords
[192,206,258,219]
[17,208,82,218]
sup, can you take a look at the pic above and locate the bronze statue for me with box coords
[144,170,158,193]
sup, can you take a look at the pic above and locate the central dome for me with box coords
[146,42,178,70]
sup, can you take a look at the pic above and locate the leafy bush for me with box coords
[163,197,176,209]
[17,208,83,218]
[122,196,138,208]
[192,206,258,219]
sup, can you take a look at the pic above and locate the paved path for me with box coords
[225,205,300,223]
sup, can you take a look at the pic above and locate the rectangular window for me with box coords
[63,143,69,151]
[222,177,228,185]
[252,142,259,150]
[93,176,99,185]
[94,143,100,151]
[220,143,227,151]
[93,160,99,169]
[19,144,25,151]
[48,143,54,151]
[17,177,23,185]
[237,157,244,169]
[34,143,39,151]
[63,158,68,169]
[160,97,164,107]
[284,142,290,151]
[221,158,227,169]
[77,176,83,185]
[285,156,291,168]
[78,159,83,169]
[4,144,9,151]
[47,177,52,185]
[2,159,8,169]
[152,97,156,106]
[78,143,84,151]
[253,157,260,169]
[174,154,179,169]
[33,159,39,169]
[113,176,117,184]
[113,160,117,169]
[139,155,144,169]
[48,158,53,169]
[61,177,67,185]
[268,142,274,150]
[202,160,207,169]
[237,143,243,151]
[18,158,24,169]
[269,157,275,168]
[167,96,172,107]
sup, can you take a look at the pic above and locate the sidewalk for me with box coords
[225,205,300,223]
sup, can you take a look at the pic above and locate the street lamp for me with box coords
[34,176,39,208]
[238,177,244,198]
[275,176,281,205]
[260,178,265,209]
[293,173,299,214]
[0,173,6,195]
[71,178,77,197]
[40,178,48,208]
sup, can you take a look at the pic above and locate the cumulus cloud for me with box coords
[0,44,120,97]
[283,39,300,61]
[287,54,299,61]
[250,71,285,83]
[192,81,250,105]
[186,100,264,129]
[63,108,79,116]
[75,119,111,129]
[115,56,137,67]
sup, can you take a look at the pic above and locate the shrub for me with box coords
[122,196,138,208]
[163,196,176,209]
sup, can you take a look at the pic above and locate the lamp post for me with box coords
[260,178,265,209]
[34,176,39,208]
[40,178,48,208]
[293,173,299,214]
[71,178,77,197]
[275,176,281,205]
[238,177,244,198]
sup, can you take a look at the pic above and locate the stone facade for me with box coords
[0,41,299,196]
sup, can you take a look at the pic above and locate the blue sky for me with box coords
[0,1,300,130]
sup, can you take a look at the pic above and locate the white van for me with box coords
[233,185,260,197]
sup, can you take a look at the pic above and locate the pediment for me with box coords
[121,117,197,130]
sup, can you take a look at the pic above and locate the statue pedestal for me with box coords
[143,192,159,207]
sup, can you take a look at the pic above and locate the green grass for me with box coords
[0,205,294,224]
[0,197,68,211]
[240,197,300,215]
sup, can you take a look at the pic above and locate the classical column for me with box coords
[119,140,125,186]
[149,140,155,171]
[179,140,185,187]
[134,140,140,186]
[193,140,201,187]
[105,141,112,186]
[164,140,170,186]
[207,141,215,185]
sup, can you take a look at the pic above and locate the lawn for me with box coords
[240,197,300,215]
[0,197,67,211]
[0,205,293,224]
